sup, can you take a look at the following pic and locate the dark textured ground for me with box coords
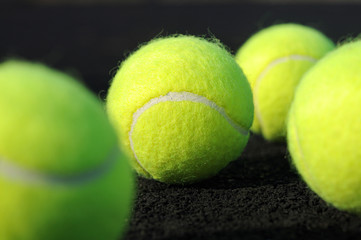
[1,3,361,240]
[126,135,361,240]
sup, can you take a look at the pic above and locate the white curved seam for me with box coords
[293,120,318,191]
[294,122,305,160]
[254,55,317,134]
[0,146,119,185]
[129,91,249,174]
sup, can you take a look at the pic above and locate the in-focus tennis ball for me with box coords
[287,41,361,213]
[0,60,134,240]
[235,23,335,141]
[107,35,253,184]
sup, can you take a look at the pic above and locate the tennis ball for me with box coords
[235,23,335,141]
[287,41,361,212]
[107,35,253,184]
[0,60,134,240]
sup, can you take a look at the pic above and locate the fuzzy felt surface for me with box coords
[235,23,335,141]
[287,41,361,212]
[107,36,254,184]
[0,61,134,240]
[132,100,247,183]
[0,61,113,175]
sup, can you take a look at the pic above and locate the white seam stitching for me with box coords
[129,91,249,175]
[0,146,119,185]
[293,111,325,199]
[254,55,317,135]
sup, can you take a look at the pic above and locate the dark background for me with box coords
[1,1,361,239]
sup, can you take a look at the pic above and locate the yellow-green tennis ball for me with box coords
[287,41,361,213]
[235,23,335,141]
[0,60,134,240]
[107,35,253,184]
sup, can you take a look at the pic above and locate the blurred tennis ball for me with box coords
[288,41,361,212]
[0,60,134,240]
[236,23,334,141]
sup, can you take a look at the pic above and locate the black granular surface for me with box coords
[126,135,361,240]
